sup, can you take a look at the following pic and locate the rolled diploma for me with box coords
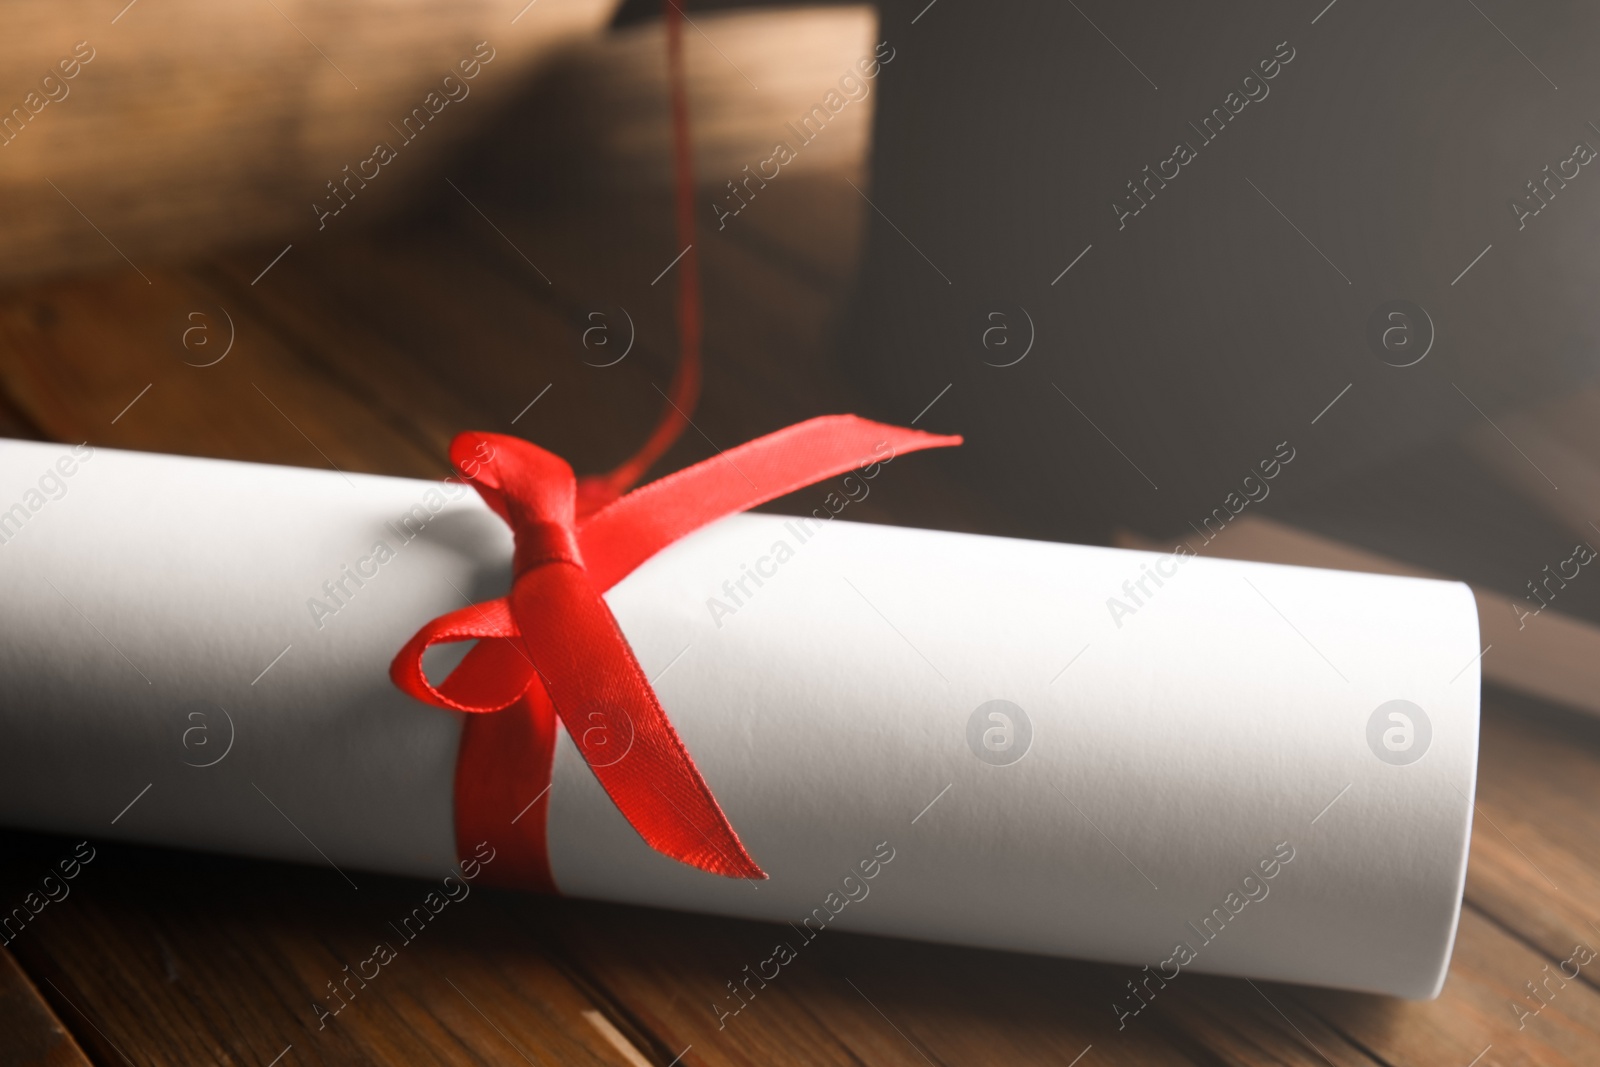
[0,440,1478,998]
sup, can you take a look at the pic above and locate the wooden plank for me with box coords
[1464,699,1600,974]
[1297,904,1600,1067]
[0,269,447,478]
[0,0,617,285]
[208,232,670,480]
[533,896,1229,1067]
[1142,972,1380,1067]
[0,944,92,1067]
[196,255,496,463]
[0,834,652,1067]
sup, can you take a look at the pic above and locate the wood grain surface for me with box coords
[2,9,1599,1067]
[0,0,618,285]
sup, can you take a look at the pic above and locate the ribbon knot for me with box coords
[390,417,959,891]
[512,520,583,576]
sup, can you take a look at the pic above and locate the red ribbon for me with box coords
[390,418,960,889]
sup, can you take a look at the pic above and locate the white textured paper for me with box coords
[0,440,1478,997]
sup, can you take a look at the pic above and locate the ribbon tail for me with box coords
[512,566,766,880]
[455,683,560,893]
[579,415,962,591]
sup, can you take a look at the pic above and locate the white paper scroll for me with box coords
[0,439,1478,998]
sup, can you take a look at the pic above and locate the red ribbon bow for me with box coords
[390,419,959,890]
[390,0,959,891]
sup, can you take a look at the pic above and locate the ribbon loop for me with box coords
[390,599,531,714]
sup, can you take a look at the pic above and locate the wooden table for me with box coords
[3,15,1600,1067]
